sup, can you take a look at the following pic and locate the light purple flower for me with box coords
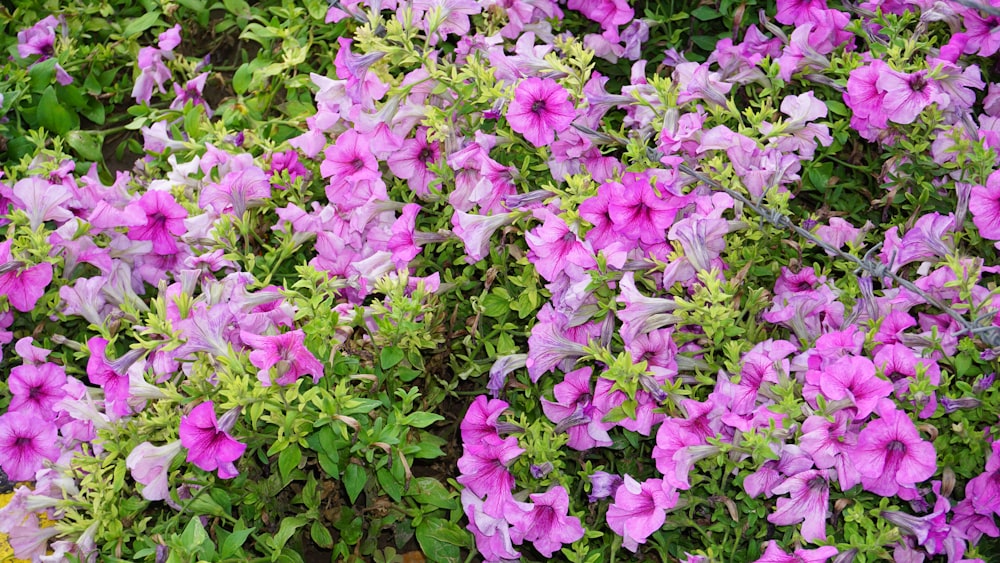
[126,440,182,501]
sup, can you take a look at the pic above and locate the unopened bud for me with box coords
[942,467,956,497]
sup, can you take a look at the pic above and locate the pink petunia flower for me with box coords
[320,129,380,187]
[240,329,324,387]
[768,469,831,542]
[508,486,585,557]
[8,362,66,419]
[128,190,188,255]
[457,436,525,498]
[199,166,272,217]
[853,400,936,497]
[606,475,679,552]
[876,68,949,125]
[970,169,1000,242]
[179,402,246,479]
[756,541,838,563]
[506,77,576,147]
[541,366,614,450]
[815,355,893,418]
[0,240,53,313]
[86,337,140,418]
[0,412,60,481]
[386,129,441,197]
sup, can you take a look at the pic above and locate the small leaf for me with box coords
[278,444,302,482]
[380,346,404,370]
[310,521,334,549]
[221,526,255,557]
[37,86,79,135]
[407,478,457,510]
[122,11,162,37]
[377,467,404,502]
[691,5,722,20]
[343,463,366,504]
[28,58,57,92]
[233,63,253,95]
[273,516,309,551]
[404,412,444,428]
[415,518,464,563]
[66,131,105,163]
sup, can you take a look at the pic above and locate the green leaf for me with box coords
[28,58,57,92]
[233,63,253,95]
[122,11,162,37]
[37,86,79,135]
[380,346,404,370]
[415,518,464,563]
[180,517,209,547]
[310,521,334,549]
[406,478,457,510]
[343,463,366,504]
[221,526,255,557]
[273,516,309,551]
[223,0,252,18]
[278,444,302,482]
[481,293,509,317]
[377,467,404,502]
[691,5,722,20]
[404,412,444,428]
[80,101,106,125]
[66,131,105,163]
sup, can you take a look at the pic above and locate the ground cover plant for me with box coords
[1,0,1000,561]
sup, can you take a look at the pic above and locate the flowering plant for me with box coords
[1,0,1000,561]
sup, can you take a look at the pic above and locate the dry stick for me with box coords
[675,162,1000,347]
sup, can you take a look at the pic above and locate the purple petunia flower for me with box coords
[240,329,324,387]
[8,362,66,419]
[508,486,585,557]
[128,190,188,255]
[506,77,576,147]
[606,475,679,552]
[0,412,60,481]
[853,399,937,497]
[457,436,524,499]
[756,541,838,563]
[768,469,831,542]
[179,402,246,479]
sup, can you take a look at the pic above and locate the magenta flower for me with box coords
[457,436,525,498]
[756,541,838,563]
[10,177,73,230]
[608,173,682,245]
[876,68,948,125]
[970,170,1000,241]
[816,355,893,418]
[768,469,830,542]
[387,129,441,197]
[8,362,66,419]
[86,337,138,418]
[179,402,246,479]
[241,329,324,387]
[320,129,380,186]
[460,396,511,444]
[541,366,614,450]
[507,77,576,147]
[128,190,188,255]
[0,240,53,313]
[0,412,60,481]
[508,486,585,557]
[853,400,936,497]
[524,211,596,282]
[126,440,182,501]
[606,475,679,552]
[461,489,520,561]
